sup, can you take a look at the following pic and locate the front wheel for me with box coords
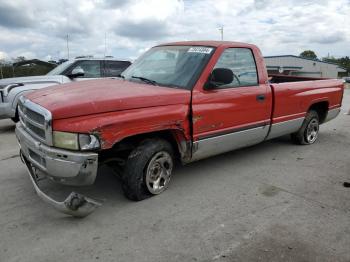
[122,138,174,201]
[291,110,319,145]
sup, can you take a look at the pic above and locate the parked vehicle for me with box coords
[15,41,344,217]
[0,58,131,122]
[342,77,350,83]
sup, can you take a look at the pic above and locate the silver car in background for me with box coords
[0,58,131,122]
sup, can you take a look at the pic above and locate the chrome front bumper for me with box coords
[22,154,101,217]
[16,123,98,186]
[16,123,101,217]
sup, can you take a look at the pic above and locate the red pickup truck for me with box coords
[16,41,344,217]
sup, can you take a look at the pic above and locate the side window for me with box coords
[213,48,258,88]
[70,60,102,78]
[105,61,131,77]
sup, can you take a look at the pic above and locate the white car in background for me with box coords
[0,58,131,122]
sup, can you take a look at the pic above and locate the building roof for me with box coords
[12,59,57,68]
[264,55,347,70]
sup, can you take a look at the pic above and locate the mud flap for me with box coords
[22,153,102,218]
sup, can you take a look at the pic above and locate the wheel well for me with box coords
[309,101,328,123]
[103,130,187,163]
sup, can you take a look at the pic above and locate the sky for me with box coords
[0,0,349,61]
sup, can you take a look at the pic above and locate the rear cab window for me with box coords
[214,48,258,88]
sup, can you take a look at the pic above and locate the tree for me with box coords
[12,56,26,63]
[300,50,317,60]
[323,56,350,76]
[0,59,4,79]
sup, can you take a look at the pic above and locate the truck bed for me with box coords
[269,74,326,83]
[269,78,344,124]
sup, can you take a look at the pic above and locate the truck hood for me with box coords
[26,79,191,120]
[0,75,65,89]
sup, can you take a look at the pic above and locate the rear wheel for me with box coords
[291,110,319,145]
[122,138,174,201]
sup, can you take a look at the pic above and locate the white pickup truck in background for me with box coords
[0,58,131,122]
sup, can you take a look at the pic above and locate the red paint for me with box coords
[25,41,345,153]
[26,79,190,120]
[270,80,344,124]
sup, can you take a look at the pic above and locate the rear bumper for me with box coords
[16,123,98,186]
[324,107,341,123]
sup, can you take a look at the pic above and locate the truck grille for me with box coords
[18,97,53,145]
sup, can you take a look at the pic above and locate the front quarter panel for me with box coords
[52,104,191,150]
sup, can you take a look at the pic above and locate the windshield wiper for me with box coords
[131,76,158,86]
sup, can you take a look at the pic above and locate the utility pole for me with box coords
[104,32,107,57]
[218,26,224,41]
[66,34,70,60]
[0,60,3,79]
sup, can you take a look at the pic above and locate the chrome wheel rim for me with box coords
[306,118,319,143]
[145,151,173,195]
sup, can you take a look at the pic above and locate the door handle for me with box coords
[256,94,266,102]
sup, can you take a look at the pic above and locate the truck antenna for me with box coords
[66,34,70,60]
[218,26,224,41]
[104,32,107,57]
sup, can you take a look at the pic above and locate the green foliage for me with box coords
[0,56,57,79]
[0,64,53,79]
[300,50,318,59]
[323,56,350,76]
[14,56,26,62]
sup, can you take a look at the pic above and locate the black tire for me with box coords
[11,116,19,123]
[11,108,19,123]
[122,138,174,201]
[291,110,319,145]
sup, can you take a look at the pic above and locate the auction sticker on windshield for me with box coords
[188,47,213,54]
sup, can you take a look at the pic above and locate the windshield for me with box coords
[121,46,214,89]
[46,60,75,76]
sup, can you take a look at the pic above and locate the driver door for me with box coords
[191,47,272,160]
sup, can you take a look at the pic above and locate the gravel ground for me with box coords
[0,90,349,262]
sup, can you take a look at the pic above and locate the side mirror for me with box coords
[205,68,233,89]
[69,67,85,78]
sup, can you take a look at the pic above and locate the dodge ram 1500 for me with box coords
[15,41,344,217]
